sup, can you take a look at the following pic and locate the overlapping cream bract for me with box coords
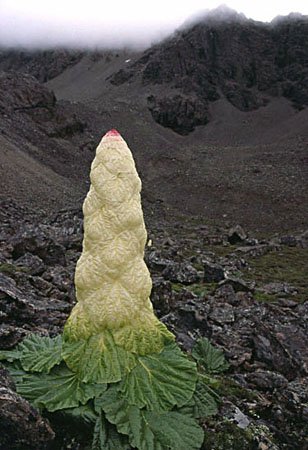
[64,131,174,355]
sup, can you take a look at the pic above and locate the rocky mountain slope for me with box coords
[0,49,83,83]
[0,12,307,233]
[0,71,105,211]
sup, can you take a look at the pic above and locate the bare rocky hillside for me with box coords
[0,13,307,233]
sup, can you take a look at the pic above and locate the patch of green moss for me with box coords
[0,263,24,275]
[171,283,183,293]
[192,262,204,271]
[203,421,277,450]
[253,291,278,303]
[215,377,258,403]
[203,421,255,450]
[207,245,237,258]
[244,246,308,303]
[188,283,217,296]
[171,282,217,296]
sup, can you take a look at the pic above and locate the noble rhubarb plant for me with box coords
[0,130,227,449]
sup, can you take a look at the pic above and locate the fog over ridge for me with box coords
[0,0,307,50]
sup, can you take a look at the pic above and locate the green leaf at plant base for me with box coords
[17,334,62,373]
[100,386,204,450]
[0,348,22,362]
[0,334,62,373]
[181,380,219,419]
[192,338,229,374]
[193,380,219,417]
[92,412,130,450]
[2,363,27,384]
[145,410,204,450]
[119,343,197,411]
[12,363,107,412]
[62,331,136,384]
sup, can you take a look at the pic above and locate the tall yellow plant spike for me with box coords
[64,130,174,356]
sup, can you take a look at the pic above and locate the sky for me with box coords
[0,0,307,49]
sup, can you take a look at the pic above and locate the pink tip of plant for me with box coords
[105,129,121,138]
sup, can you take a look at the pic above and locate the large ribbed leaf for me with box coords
[62,332,136,384]
[181,380,219,419]
[18,334,62,373]
[2,363,27,384]
[100,386,204,450]
[194,380,219,417]
[92,412,130,450]
[13,364,107,412]
[144,411,204,450]
[0,335,62,373]
[191,338,229,374]
[0,348,22,362]
[119,343,197,411]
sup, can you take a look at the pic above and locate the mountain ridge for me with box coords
[107,13,308,134]
[0,12,307,233]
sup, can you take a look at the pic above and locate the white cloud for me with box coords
[0,0,307,49]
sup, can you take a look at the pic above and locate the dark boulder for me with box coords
[0,366,54,449]
[146,250,171,272]
[0,325,28,350]
[147,94,209,135]
[150,278,173,316]
[219,276,253,292]
[214,284,238,305]
[227,225,247,245]
[0,273,36,326]
[15,253,45,276]
[0,272,69,341]
[209,303,235,324]
[10,225,66,266]
[203,260,225,282]
[253,322,308,380]
[162,262,200,284]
